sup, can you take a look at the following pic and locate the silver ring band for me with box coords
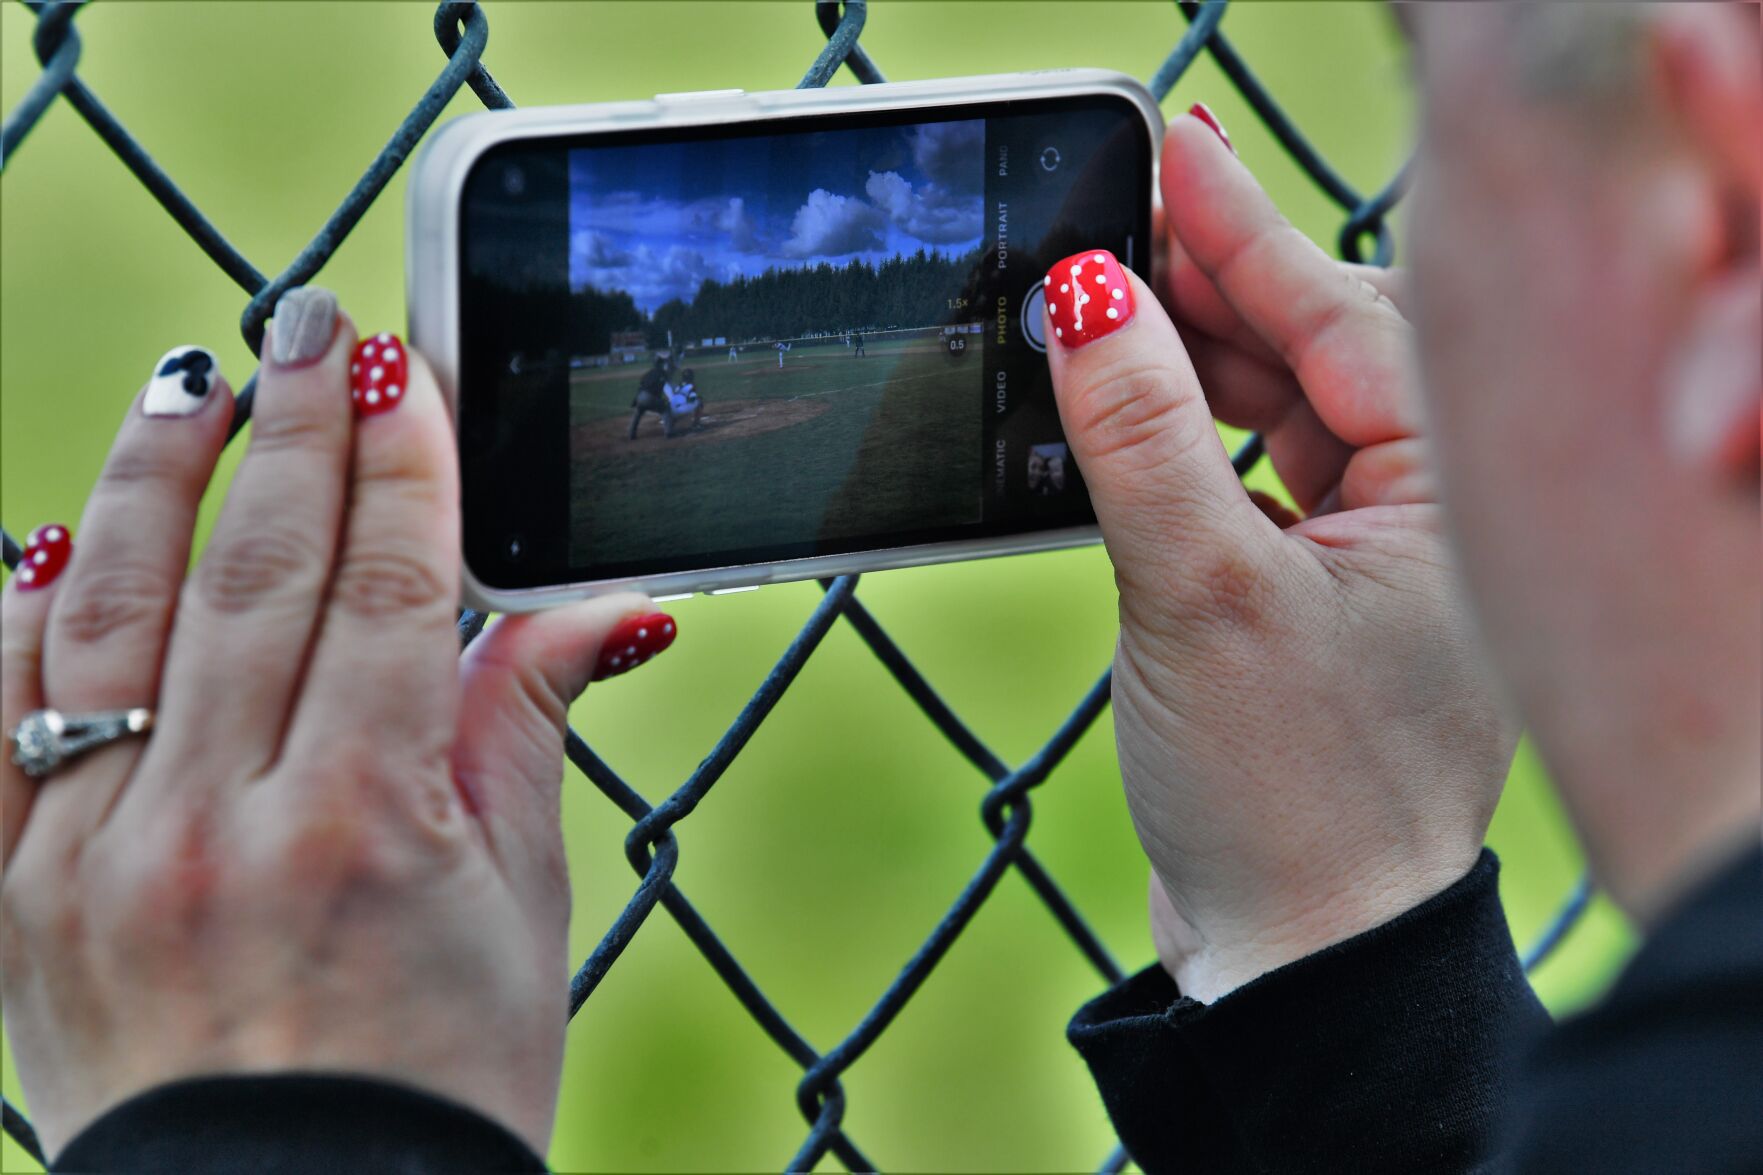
[8,707,154,779]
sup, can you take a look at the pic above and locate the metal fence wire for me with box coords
[0,2,1593,1170]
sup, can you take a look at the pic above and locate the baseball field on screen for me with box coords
[570,336,982,564]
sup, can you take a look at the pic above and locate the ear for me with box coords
[1651,5,1762,194]
[1650,6,1761,489]
[1661,273,1760,487]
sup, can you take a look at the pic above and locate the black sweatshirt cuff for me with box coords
[52,1074,548,1174]
[1068,849,1550,1175]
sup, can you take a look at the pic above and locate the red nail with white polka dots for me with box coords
[1045,249,1135,349]
[350,331,408,418]
[592,611,677,682]
[14,523,71,592]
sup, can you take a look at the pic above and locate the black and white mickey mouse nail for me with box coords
[144,346,221,417]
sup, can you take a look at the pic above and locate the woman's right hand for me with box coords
[1045,111,1517,1002]
[1,288,674,1158]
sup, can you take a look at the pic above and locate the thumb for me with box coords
[451,594,676,832]
[1043,249,1276,599]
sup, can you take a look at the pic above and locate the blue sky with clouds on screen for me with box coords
[568,119,984,313]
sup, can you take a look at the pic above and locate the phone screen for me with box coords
[457,94,1152,589]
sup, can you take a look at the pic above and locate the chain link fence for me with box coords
[0,2,1592,1170]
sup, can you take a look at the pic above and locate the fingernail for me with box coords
[591,611,677,682]
[1189,102,1235,155]
[15,524,71,592]
[1045,250,1134,349]
[1247,489,1303,530]
[268,286,339,369]
[144,346,221,417]
[351,332,408,418]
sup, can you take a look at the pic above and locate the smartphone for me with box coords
[407,70,1160,611]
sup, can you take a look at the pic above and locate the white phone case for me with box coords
[406,69,1163,612]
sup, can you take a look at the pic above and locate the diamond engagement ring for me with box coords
[8,708,154,779]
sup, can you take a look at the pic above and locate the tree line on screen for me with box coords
[569,245,986,354]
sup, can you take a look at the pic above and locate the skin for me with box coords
[0,304,656,1157]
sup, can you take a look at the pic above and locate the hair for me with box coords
[1506,2,1646,105]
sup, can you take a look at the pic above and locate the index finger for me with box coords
[1160,114,1422,447]
[1160,227,1411,365]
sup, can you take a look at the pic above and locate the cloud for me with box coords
[580,193,761,251]
[576,191,680,236]
[778,188,885,258]
[652,244,711,287]
[864,170,913,222]
[579,243,720,311]
[908,121,984,195]
[572,229,630,268]
[864,170,983,245]
[702,196,757,250]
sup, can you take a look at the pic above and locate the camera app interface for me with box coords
[458,96,1149,585]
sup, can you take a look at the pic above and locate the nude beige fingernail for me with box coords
[268,286,339,369]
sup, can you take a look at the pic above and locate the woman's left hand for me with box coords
[1,287,668,1158]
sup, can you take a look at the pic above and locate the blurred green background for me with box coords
[1,4,1634,1172]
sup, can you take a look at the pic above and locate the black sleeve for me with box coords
[1500,843,1763,1174]
[52,1074,548,1174]
[1068,849,1550,1174]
